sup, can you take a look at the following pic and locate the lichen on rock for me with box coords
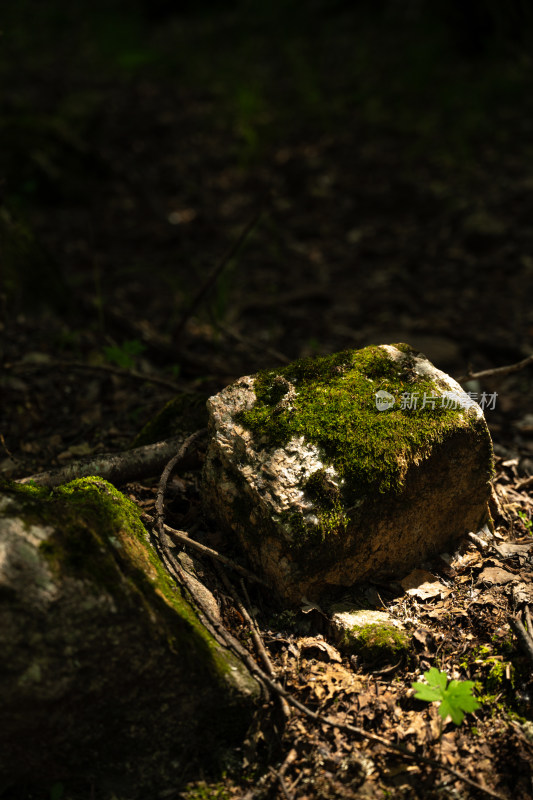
[202,344,494,604]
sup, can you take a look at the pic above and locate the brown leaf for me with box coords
[298,636,342,663]
[476,567,518,586]
[401,569,451,600]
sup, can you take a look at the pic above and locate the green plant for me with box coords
[517,509,533,534]
[103,339,146,369]
[412,667,481,725]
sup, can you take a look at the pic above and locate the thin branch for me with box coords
[216,565,290,719]
[155,430,206,529]
[456,353,533,383]
[269,768,292,800]
[142,517,269,588]
[174,211,262,339]
[146,513,503,799]
[509,616,533,668]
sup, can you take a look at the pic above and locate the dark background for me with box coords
[1,0,532,473]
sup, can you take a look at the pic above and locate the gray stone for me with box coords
[202,344,494,605]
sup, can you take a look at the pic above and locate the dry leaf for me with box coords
[476,567,517,586]
[401,569,451,600]
[298,637,342,663]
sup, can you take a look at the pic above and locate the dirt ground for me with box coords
[1,2,533,798]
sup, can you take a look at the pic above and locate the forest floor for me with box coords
[1,2,533,798]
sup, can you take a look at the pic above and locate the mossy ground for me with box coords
[237,344,492,540]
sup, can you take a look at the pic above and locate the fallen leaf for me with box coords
[476,567,517,586]
[298,637,342,663]
[401,569,451,600]
[511,583,533,604]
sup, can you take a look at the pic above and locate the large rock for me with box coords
[202,344,494,605]
[0,478,260,798]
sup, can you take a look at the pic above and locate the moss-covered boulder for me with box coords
[0,478,260,798]
[202,344,493,605]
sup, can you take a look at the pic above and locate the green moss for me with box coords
[303,469,349,539]
[236,344,493,542]
[345,622,411,663]
[182,781,230,800]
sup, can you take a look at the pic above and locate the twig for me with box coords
[457,353,533,383]
[174,211,262,339]
[509,616,533,668]
[142,516,269,588]
[269,768,292,800]
[155,430,207,531]
[525,606,533,638]
[216,565,290,720]
[16,433,201,488]
[0,434,13,458]
[7,359,186,393]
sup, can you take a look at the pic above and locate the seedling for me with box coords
[103,339,146,369]
[412,667,481,725]
[517,510,533,535]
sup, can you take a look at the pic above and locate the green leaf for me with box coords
[411,668,481,725]
[103,339,146,369]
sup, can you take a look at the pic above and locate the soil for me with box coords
[1,2,533,798]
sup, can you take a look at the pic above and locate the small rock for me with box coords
[329,606,409,661]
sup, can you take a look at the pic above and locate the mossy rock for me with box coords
[330,607,411,664]
[202,344,494,604]
[348,623,411,664]
[0,477,259,798]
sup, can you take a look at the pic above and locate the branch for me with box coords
[457,354,533,383]
[509,616,533,667]
[16,433,203,488]
[143,518,269,588]
[148,521,504,799]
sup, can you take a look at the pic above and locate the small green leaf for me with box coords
[411,668,481,725]
[103,339,146,369]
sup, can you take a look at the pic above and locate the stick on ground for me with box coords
[16,433,202,488]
